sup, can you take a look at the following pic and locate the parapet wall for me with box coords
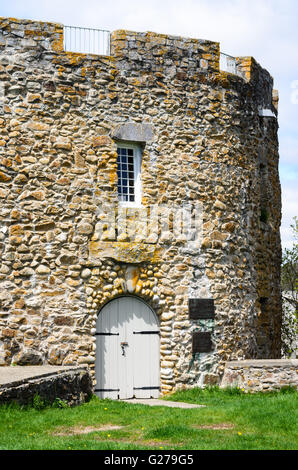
[0,17,64,53]
[0,365,93,405]
[221,360,298,392]
[0,16,282,393]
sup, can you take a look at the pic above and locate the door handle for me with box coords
[120,342,128,356]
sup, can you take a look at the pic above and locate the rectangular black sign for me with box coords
[192,332,213,353]
[189,298,215,320]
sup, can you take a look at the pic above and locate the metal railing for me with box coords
[220,52,243,77]
[63,25,243,79]
[63,25,110,56]
[220,53,237,74]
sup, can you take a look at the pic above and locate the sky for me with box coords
[0,0,297,250]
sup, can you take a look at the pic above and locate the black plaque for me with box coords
[189,298,215,320]
[259,297,268,316]
[192,332,213,353]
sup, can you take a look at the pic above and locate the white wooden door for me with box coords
[95,296,160,399]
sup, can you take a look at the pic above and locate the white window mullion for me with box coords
[117,143,142,207]
[134,146,142,206]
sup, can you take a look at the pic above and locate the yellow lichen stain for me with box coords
[130,78,142,86]
[132,268,139,286]
[24,29,43,38]
[235,56,253,80]
[52,35,64,53]
[125,265,140,292]
[57,65,65,77]
[89,240,161,264]
[111,30,129,40]
[52,25,64,53]
[109,170,117,185]
[202,53,214,62]
[92,136,113,148]
[40,290,65,297]
[146,31,168,42]
[0,16,20,23]
[64,52,87,66]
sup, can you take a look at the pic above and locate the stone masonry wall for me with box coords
[0,365,93,405]
[0,17,282,394]
[221,360,298,392]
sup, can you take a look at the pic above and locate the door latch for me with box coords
[120,342,128,356]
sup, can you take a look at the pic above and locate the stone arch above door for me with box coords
[83,262,162,315]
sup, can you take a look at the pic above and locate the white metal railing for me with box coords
[63,25,110,55]
[63,26,243,78]
[220,52,244,77]
[220,53,237,74]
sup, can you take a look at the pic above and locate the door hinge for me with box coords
[133,331,160,335]
[95,332,119,336]
[95,388,120,392]
[133,386,160,390]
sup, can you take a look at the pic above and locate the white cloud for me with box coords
[279,135,298,166]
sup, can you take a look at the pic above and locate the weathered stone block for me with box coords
[112,122,154,142]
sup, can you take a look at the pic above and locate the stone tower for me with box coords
[0,17,282,394]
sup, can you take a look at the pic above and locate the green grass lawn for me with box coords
[0,387,297,450]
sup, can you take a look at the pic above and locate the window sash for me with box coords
[117,144,141,206]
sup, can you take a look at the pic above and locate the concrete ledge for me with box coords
[221,359,298,392]
[0,366,93,406]
[224,359,298,368]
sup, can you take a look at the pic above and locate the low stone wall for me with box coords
[0,366,93,406]
[221,359,298,392]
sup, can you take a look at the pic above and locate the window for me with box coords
[117,143,142,206]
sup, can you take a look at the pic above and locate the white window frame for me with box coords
[116,142,142,207]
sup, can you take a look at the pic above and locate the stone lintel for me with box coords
[112,122,154,143]
[88,240,161,264]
